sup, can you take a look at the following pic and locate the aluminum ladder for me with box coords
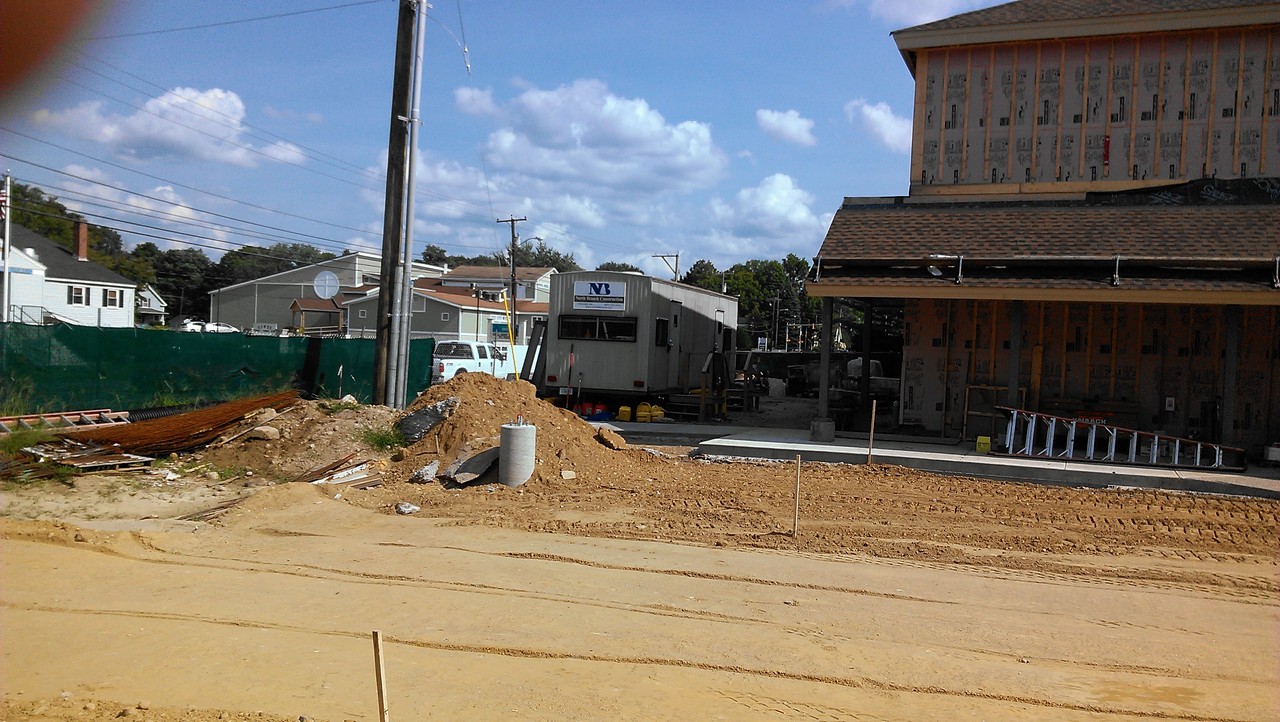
[995,406,1245,471]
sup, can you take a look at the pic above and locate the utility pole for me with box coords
[653,253,679,281]
[372,0,417,406]
[496,216,527,316]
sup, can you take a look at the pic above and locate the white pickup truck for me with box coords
[432,341,511,383]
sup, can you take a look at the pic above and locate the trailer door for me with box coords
[666,300,683,389]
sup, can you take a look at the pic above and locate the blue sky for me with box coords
[1,0,1003,276]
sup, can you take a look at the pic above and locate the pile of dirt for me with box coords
[391,372,635,485]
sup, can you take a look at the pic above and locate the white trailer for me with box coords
[540,271,738,398]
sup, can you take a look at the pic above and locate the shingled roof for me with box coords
[810,196,1280,303]
[899,0,1276,34]
[892,0,1280,66]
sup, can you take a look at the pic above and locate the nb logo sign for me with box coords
[589,282,612,295]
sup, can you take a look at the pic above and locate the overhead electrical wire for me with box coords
[18,0,645,268]
[90,0,389,40]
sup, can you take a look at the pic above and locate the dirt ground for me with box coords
[2,374,1278,721]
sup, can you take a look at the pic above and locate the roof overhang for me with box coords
[893,5,1280,76]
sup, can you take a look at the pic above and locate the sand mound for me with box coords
[398,373,627,485]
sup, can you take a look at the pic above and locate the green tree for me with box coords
[152,247,214,320]
[497,238,582,272]
[212,242,335,287]
[595,261,641,272]
[420,244,448,266]
[680,259,722,291]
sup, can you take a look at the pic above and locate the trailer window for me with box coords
[559,315,637,342]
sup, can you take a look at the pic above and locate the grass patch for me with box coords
[0,429,56,460]
[358,425,404,450]
[320,398,362,415]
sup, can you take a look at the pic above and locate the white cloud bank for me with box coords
[827,0,1007,27]
[32,87,303,167]
[844,98,912,153]
[756,109,817,146]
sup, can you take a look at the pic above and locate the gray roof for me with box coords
[6,223,135,286]
[897,0,1277,35]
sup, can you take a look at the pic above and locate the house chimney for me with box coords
[74,221,90,261]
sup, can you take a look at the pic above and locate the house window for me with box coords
[66,286,88,306]
[559,315,638,342]
[358,309,367,319]
[102,289,124,308]
[441,312,450,322]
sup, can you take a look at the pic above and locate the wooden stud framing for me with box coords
[1079,40,1091,181]
[1104,41,1116,179]
[1231,31,1245,174]
[1056,41,1067,180]
[1060,302,1069,396]
[1110,303,1120,398]
[1135,304,1145,404]
[1207,30,1220,175]
[1085,303,1096,393]
[986,46,996,180]
[1128,36,1141,179]
[963,48,974,179]
[1180,36,1191,180]
[1154,36,1167,177]
[1263,29,1274,175]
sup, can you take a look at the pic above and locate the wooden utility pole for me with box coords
[372,0,417,406]
[497,216,527,316]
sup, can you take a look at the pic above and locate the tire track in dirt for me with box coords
[2,601,1256,722]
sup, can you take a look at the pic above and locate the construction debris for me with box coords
[21,438,154,471]
[66,391,300,456]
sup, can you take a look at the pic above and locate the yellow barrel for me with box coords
[636,402,652,422]
[649,405,664,420]
[617,405,632,422]
[976,435,991,454]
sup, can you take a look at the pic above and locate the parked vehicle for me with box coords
[431,341,510,383]
[181,319,241,333]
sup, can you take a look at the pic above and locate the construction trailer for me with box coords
[540,271,738,401]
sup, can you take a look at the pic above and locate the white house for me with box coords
[1,222,136,327]
[135,283,168,327]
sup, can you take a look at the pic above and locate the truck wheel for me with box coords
[454,369,468,377]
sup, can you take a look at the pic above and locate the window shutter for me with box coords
[68,286,74,304]
[102,289,108,305]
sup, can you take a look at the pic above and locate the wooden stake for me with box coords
[868,399,878,465]
[373,630,390,722]
[792,454,801,538]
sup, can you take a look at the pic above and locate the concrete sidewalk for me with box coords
[608,420,1280,499]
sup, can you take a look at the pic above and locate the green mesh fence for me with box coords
[0,324,434,414]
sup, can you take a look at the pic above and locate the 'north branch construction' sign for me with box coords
[573,281,625,310]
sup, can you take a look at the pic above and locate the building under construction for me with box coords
[808,1,1279,459]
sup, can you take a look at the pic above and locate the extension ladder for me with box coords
[995,406,1245,471]
[0,409,131,436]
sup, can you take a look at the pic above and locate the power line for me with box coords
[64,54,387,183]
[0,130,371,235]
[91,0,389,40]
[5,158,357,250]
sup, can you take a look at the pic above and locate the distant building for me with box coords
[135,284,168,327]
[206,252,448,334]
[1,221,136,327]
[344,275,549,346]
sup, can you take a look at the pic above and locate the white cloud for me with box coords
[55,165,224,251]
[485,79,727,195]
[756,109,816,146]
[455,87,498,115]
[827,0,1006,27]
[32,88,303,167]
[844,98,912,153]
[707,174,829,256]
